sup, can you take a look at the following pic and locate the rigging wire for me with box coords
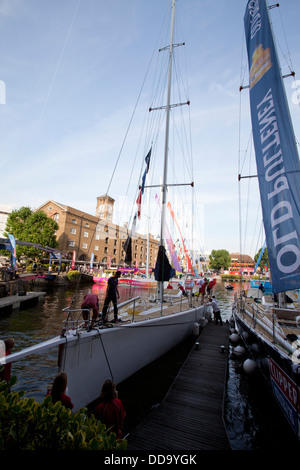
[40,0,81,121]
[106,4,171,230]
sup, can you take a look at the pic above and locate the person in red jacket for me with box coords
[95,379,126,439]
[0,337,15,383]
[46,372,74,410]
[81,293,99,328]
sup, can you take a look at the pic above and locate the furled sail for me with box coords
[244,0,300,293]
[154,245,175,282]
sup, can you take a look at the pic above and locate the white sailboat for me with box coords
[233,0,300,440]
[0,0,209,412]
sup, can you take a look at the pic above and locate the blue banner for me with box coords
[244,0,300,293]
[90,252,94,269]
[8,234,17,268]
[254,240,266,274]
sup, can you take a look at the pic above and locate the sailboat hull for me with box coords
[92,276,157,288]
[232,304,300,440]
[118,277,157,288]
[59,305,205,411]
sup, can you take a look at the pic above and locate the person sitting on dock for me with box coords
[46,372,74,410]
[0,337,15,383]
[95,379,126,440]
[81,293,100,329]
[101,271,121,323]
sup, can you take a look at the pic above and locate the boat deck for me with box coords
[236,296,300,356]
[119,295,204,322]
[126,321,231,450]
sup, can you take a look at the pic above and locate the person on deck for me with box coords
[207,279,215,296]
[101,271,121,323]
[200,279,208,302]
[95,379,126,440]
[81,293,99,329]
[178,283,187,296]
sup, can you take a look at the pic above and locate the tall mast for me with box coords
[160,0,176,247]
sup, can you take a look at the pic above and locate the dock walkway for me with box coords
[126,321,231,450]
[0,291,45,315]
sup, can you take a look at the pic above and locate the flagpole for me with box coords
[157,0,176,305]
[160,0,175,247]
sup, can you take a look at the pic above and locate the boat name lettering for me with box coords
[247,0,261,39]
[268,358,298,410]
[257,88,300,274]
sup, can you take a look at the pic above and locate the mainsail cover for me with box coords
[244,0,300,293]
[154,245,175,282]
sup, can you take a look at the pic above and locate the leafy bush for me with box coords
[66,270,81,281]
[0,377,127,450]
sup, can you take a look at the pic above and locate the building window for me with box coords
[84,223,89,228]
[95,245,99,251]
[95,234,100,240]
[83,231,88,238]
[82,243,88,249]
[69,240,75,247]
[72,219,77,224]
[70,228,76,234]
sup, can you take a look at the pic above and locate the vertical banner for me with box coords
[254,240,266,274]
[8,234,16,268]
[90,252,94,269]
[244,0,300,293]
[167,201,194,275]
[155,195,182,273]
[71,250,76,270]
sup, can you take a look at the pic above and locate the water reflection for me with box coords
[0,283,157,400]
[1,279,298,449]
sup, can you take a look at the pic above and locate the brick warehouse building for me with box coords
[36,194,159,267]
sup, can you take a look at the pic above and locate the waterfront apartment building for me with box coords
[0,204,12,238]
[36,195,159,268]
[228,252,255,275]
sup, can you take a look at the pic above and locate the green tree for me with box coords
[254,246,269,271]
[4,207,59,260]
[209,249,231,271]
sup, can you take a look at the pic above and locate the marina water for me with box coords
[0,280,298,450]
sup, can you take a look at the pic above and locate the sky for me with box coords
[0,0,299,260]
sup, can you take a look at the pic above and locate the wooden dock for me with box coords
[0,292,46,315]
[126,321,231,450]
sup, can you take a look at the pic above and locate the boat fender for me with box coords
[229,333,240,344]
[249,343,259,356]
[199,318,208,328]
[233,345,246,357]
[193,322,199,336]
[243,359,257,374]
[241,331,249,341]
